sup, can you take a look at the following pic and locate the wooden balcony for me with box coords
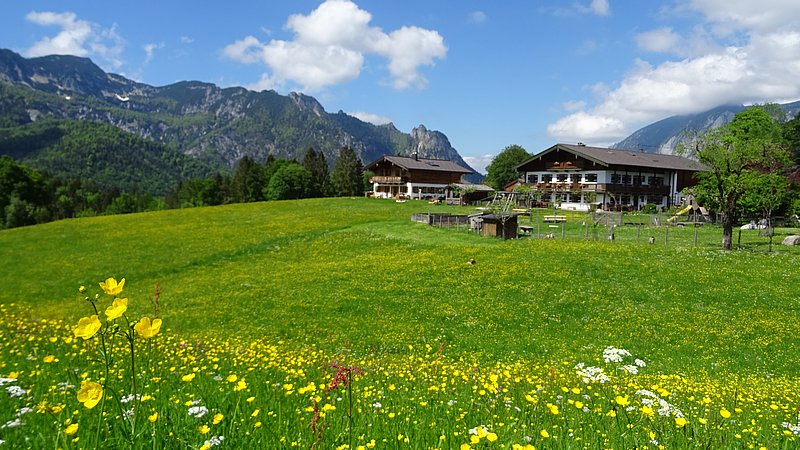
[528,182,669,195]
[371,176,404,184]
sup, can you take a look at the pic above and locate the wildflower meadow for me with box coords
[1,198,800,449]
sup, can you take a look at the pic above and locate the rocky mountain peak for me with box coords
[288,91,325,117]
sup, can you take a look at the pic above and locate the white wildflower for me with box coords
[6,386,26,398]
[203,435,225,447]
[575,364,610,383]
[0,378,17,386]
[1,418,23,428]
[16,407,32,417]
[603,346,632,363]
[619,365,639,374]
[635,358,646,367]
[372,402,382,409]
[188,406,209,418]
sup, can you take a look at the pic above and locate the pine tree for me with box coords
[331,146,364,197]
[302,148,330,197]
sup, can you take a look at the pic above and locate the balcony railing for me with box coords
[528,182,669,195]
[371,176,404,184]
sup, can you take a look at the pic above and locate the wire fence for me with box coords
[419,207,800,253]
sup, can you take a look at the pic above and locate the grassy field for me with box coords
[1,198,800,449]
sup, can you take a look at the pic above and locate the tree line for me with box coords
[0,146,370,230]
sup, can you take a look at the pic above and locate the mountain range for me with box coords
[612,102,800,153]
[2,47,798,194]
[0,48,480,193]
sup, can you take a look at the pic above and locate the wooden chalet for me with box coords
[366,155,473,200]
[515,143,706,211]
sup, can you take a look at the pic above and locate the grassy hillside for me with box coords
[3,198,800,448]
[2,197,799,376]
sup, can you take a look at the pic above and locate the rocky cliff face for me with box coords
[0,49,480,179]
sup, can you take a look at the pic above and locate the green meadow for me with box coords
[2,198,800,449]
[2,198,798,375]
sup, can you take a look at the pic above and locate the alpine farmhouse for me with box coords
[515,143,706,211]
[366,155,474,200]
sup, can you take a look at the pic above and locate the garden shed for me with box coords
[480,213,520,239]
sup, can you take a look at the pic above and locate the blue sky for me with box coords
[2,1,800,173]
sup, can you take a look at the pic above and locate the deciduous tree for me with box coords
[484,145,530,190]
[681,107,791,250]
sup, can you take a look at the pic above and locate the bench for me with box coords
[543,215,567,223]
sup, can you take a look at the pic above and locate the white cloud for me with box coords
[590,0,611,15]
[179,36,194,44]
[548,1,800,145]
[468,11,488,25]
[25,11,91,57]
[575,0,611,16]
[463,154,495,175]
[143,42,164,64]
[24,11,125,69]
[222,0,447,92]
[636,27,681,53]
[563,100,587,111]
[349,111,392,125]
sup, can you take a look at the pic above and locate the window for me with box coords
[585,173,598,183]
[527,174,538,183]
[610,174,622,184]
[542,174,553,183]
[556,174,568,182]
[572,173,583,183]
[648,195,662,204]
[648,176,663,186]
[633,175,644,186]
[621,175,632,185]
[620,195,631,205]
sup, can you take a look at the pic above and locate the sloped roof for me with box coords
[365,155,472,174]
[517,143,707,171]
[452,182,494,191]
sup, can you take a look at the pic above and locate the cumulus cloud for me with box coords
[547,0,800,144]
[349,111,392,125]
[24,11,125,68]
[222,0,447,92]
[179,36,194,44]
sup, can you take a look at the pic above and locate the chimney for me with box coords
[413,150,418,161]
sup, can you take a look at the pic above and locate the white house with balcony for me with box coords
[515,143,706,211]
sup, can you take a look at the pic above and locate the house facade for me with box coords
[366,155,473,199]
[515,143,705,211]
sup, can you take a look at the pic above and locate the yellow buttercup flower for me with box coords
[148,412,158,423]
[99,277,125,296]
[76,380,103,409]
[675,417,688,428]
[104,298,128,321]
[720,408,732,418]
[64,423,79,435]
[134,317,162,339]
[182,373,196,382]
[213,413,224,425]
[73,315,101,340]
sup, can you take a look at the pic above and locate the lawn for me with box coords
[1,198,799,449]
